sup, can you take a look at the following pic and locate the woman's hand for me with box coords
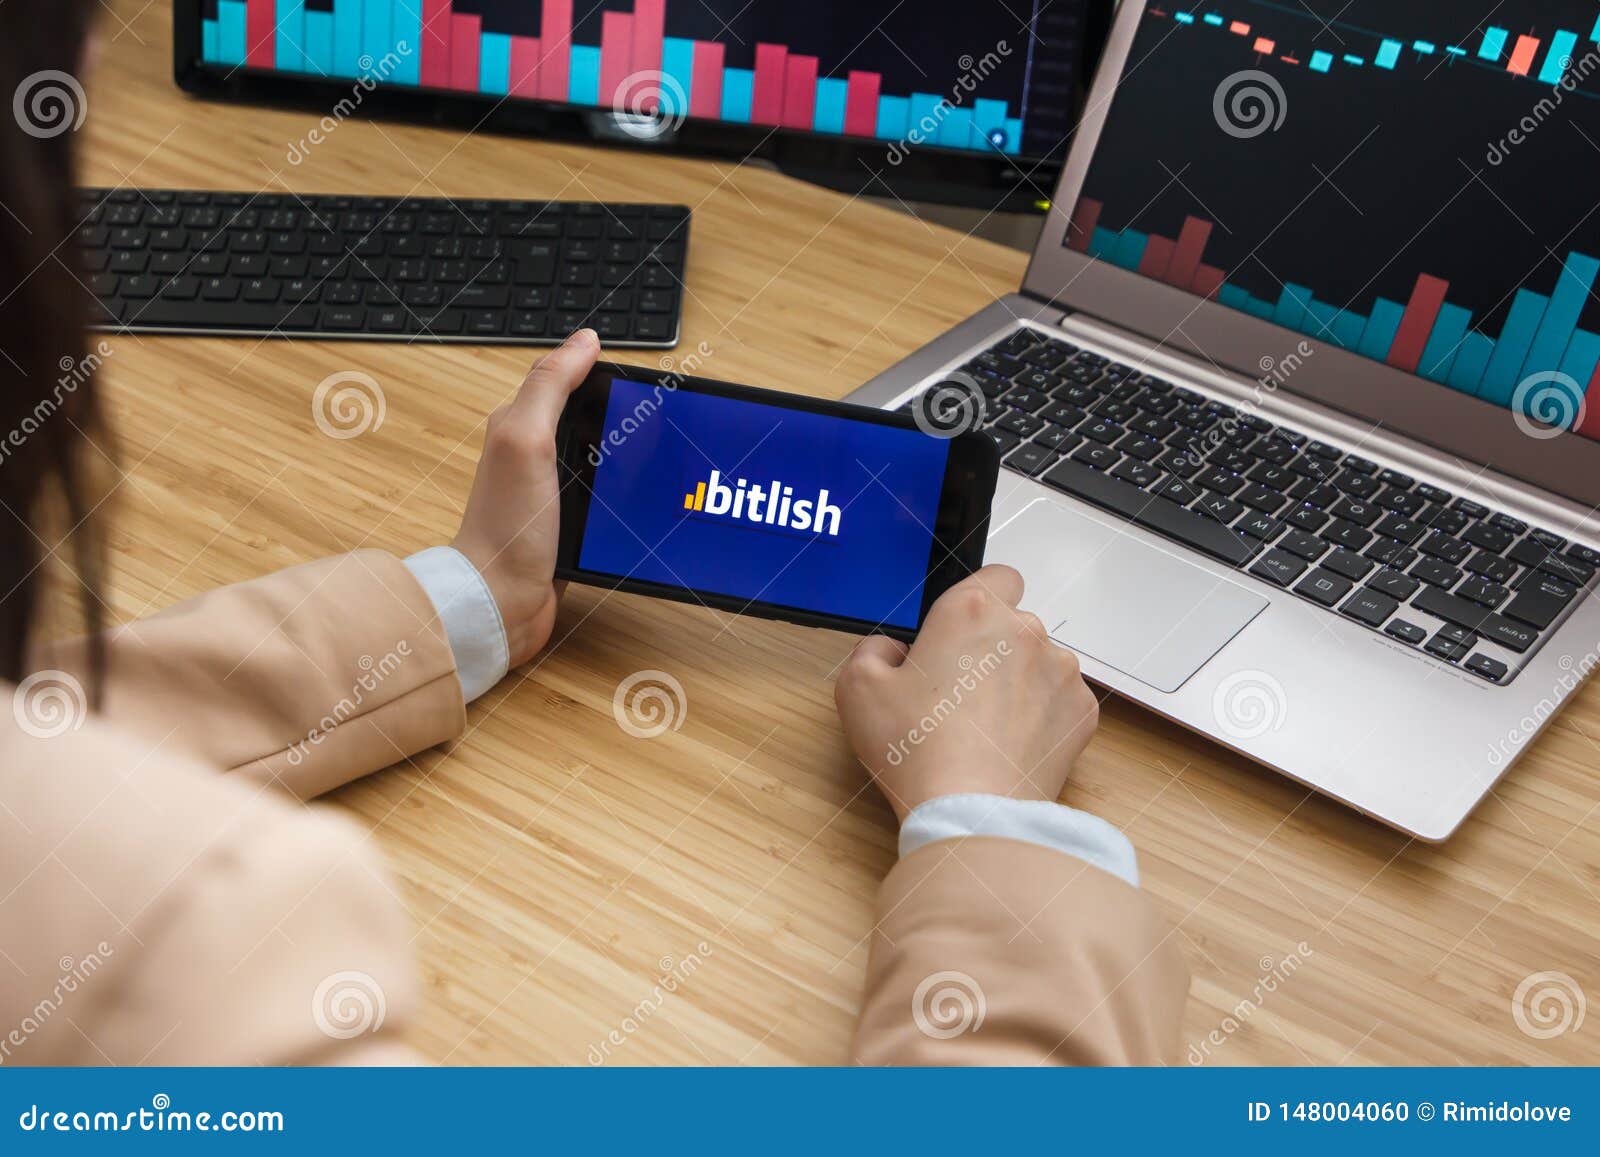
[451,329,599,667]
[833,565,1100,822]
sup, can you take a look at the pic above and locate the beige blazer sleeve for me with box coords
[2,551,467,1065]
[851,836,1190,1065]
[37,549,467,799]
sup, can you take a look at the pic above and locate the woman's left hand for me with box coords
[451,328,600,667]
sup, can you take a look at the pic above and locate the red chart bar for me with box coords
[1166,215,1214,290]
[450,14,481,90]
[420,0,453,88]
[509,35,542,97]
[1191,264,1226,299]
[844,70,881,136]
[1580,362,1600,439]
[246,0,275,66]
[1138,235,1177,280]
[781,55,819,129]
[599,11,633,105]
[539,0,573,101]
[1065,197,1102,253]
[689,41,725,119]
[1506,35,1541,76]
[1386,273,1450,372]
[632,0,666,81]
[751,43,789,125]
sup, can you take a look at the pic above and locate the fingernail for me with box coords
[572,328,599,347]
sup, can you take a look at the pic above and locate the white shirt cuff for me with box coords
[402,546,509,703]
[899,793,1140,889]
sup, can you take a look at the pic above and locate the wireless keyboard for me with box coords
[76,188,690,347]
[903,327,1600,685]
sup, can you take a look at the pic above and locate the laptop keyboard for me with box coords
[75,188,689,346]
[901,326,1600,685]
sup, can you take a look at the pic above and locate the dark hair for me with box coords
[0,1,105,686]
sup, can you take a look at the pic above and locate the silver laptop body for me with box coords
[846,0,1600,839]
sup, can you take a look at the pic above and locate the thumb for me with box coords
[509,328,601,432]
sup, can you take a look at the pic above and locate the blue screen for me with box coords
[577,379,952,629]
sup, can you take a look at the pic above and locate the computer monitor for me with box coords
[175,1,1102,209]
[1026,0,1600,501]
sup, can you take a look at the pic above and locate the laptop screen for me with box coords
[1063,0,1600,443]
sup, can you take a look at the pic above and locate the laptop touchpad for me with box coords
[987,498,1268,693]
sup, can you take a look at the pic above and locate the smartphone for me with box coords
[554,361,999,640]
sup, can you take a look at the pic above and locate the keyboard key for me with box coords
[1385,619,1427,645]
[1418,531,1471,565]
[1410,557,1461,588]
[1464,654,1509,683]
[1040,458,1261,567]
[1323,520,1372,551]
[1196,493,1246,523]
[1464,550,1516,585]
[1280,529,1328,561]
[1341,588,1398,627]
[1110,458,1161,488]
[1004,443,1058,477]
[1329,496,1380,526]
[1250,548,1307,587]
[1425,633,1471,663]
[1234,512,1285,541]
[1456,576,1509,608]
[1238,484,1287,514]
[1072,443,1120,471]
[1368,568,1419,600]
[1364,537,1417,569]
[1323,549,1374,581]
[1153,476,1202,504]
[1372,514,1425,544]
[1410,587,1538,653]
[1463,521,1515,553]
[1502,574,1576,630]
[1565,543,1600,567]
[1287,505,1329,532]
[1295,568,1353,607]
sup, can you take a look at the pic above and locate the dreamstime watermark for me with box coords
[1510,371,1585,439]
[312,370,387,439]
[586,942,713,1064]
[311,970,387,1040]
[611,70,688,140]
[0,341,113,468]
[1213,70,1287,139]
[884,642,1012,767]
[612,669,688,739]
[912,971,986,1039]
[1211,669,1288,741]
[0,943,115,1065]
[13,70,88,139]
[909,371,988,439]
[285,644,412,766]
[1487,647,1599,767]
[886,41,1014,164]
[1487,45,1600,165]
[11,670,88,740]
[1510,970,1586,1040]
[1201,339,1315,452]
[286,44,413,164]
[587,340,714,466]
[1187,942,1314,1064]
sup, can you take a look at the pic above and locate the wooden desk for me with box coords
[82,2,1597,1065]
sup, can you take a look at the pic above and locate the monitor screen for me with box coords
[193,0,1086,163]
[1064,0,1600,442]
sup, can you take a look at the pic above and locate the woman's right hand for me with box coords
[833,565,1100,822]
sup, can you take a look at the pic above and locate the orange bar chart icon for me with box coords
[683,481,706,511]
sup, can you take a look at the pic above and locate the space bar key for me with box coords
[1039,458,1258,567]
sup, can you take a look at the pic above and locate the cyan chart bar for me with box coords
[661,36,696,118]
[813,77,847,133]
[1342,54,1364,66]
[972,98,1006,148]
[1375,39,1401,69]
[1559,330,1600,394]
[875,94,910,138]
[1203,13,1225,26]
[1357,298,1406,360]
[1479,289,1551,403]
[1304,300,1340,343]
[1112,229,1149,270]
[1309,50,1332,72]
[1413,40,1435,54]
[219,1,248,65]
[720,68,753,121]
[1243,299,1274,320]
[333,0,363,77]
[1418,303,1472,381]
[1274,283,1313,329]
[1088,228,1120,260]
[1001,117,1021,154]
[304,10,334,75]
[1446,333,1494,392]
[939,106,976,148]
[1593,14,1600,42]
[391,0,421,84]
[907,92,943,137]
[276,0,305,72]
[203,19,221,63]
[1539,30,1579,84]
[1522,252,1600,381]
[1217,284,1251,310]
[1331,310,1367,349]
[361,0,390,74]
[569,44,601,105]
[479,32,511,94]
[1480,27,1508,60]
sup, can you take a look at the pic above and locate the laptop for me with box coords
[847,0,1600,839]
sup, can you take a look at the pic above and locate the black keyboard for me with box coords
[75,188,689,347]
[902,326,1600,685]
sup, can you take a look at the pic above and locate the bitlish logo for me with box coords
[682,470,843,536]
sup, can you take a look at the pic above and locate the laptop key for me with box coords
[1152,476,1202,504]
[1295,568,1353,607]
[1323,549,1374,581]
[1323,519,1372,551]
[1502,574,1576,630]
[1341,588,1398,627]
[1287,505,1329,532]
[1425,633,1471,663]
[1279,529,1328,561]
[1003,443,1058,477]
[1463,521,1514,552]
[1373,514,1425,544]
[1196,493,1246,523]
[1464,550,1516,585]
[1565,543,1600,567]
[1039,458,1261,567]
[1464,654,1509,682]
[1457,576,1510,608]
[1364,537,1417,569]
[1418,531,1471,564]
[1234,512,1285,541]
[1385,619,1427,645]
[1249,549,1307,587]
[1410,557,1461,588]
[1110,459,1161,488]
[1072,443,1121,471]
[1410,587,1537,653]
[985,429,1022,456]
[1368,568,1419,600]
[1329,496,1380,526]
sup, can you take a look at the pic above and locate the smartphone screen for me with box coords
[557,364,997,637]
